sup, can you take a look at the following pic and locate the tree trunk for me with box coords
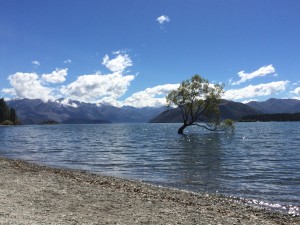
[178,124,188,134]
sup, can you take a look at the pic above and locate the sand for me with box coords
[0,157,299,224]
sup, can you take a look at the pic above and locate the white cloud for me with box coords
[58,98,78,108]
[231,65,276,85]
[32,60,40,66]
[224,81,289,101]
[291,87,300,95]
[64,59,72,64]
[2,53,136,105]
[157,15,170,24]
[2,72,54,102]
[60,72,135,103]
[112,49,129,55]
[291,86,300,100]
[98,96,123,108]
[102,54,132,73]
[42,68,68,84]
[241,99,258,104]
[123,84,179,108]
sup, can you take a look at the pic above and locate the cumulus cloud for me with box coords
[2,53,137,105]
[291,86,300,100]
[123,84,179,108]
[61,54,135,104]
[32,60,40,66]
[231,65,276,85]
[60,72,135,103]
[224,81,289,101]
[102,54,132,73]
[2,72,54,102]
[291,87,300,95]
[98,96,123,108]
[42,68,68,84]
[157,15,170,24]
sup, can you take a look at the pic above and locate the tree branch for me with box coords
[192,101,205,122]
[190,123,224,132]
[194,99,211,122]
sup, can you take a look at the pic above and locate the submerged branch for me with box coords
[190,123,220,132]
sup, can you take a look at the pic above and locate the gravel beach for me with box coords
[0,157,299,225]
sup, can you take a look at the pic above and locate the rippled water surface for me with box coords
[1,123,299,214]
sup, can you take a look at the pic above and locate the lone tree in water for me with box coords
[166,75,234,134]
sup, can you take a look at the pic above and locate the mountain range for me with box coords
[151,98,300,123]
[7,99,166,124]
[6,98,300,124]
[246,98,300,114]
[149,100,259,123]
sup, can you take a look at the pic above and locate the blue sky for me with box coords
[1,0,300,107]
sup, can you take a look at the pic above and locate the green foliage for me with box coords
[0,98,19,125]
[240,113,300,122]
[0,98,10,122]
[221,119,235,130]
[166,75,234,134]
[1,120,14,126]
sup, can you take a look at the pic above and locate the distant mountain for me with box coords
[7,99,166,124]
[246,98,300,114]
[149,108,182,123]
[7,98,300,125]
[149,100,259,123]
[219,100,259,120]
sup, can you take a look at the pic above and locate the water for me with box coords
[1,122,299,215]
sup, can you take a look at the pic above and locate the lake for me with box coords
[0,122,299,215]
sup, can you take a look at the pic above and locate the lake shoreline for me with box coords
[0,157,299,224]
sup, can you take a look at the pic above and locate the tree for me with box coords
[0,98,10,123]
[0,98,19,125]
[9,108,18,124]
[166,75,234,134]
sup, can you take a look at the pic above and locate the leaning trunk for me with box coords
[178,124,188,134]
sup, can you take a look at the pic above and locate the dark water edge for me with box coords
[0,122,299,215]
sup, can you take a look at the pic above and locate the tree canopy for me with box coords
[166,75,234,134]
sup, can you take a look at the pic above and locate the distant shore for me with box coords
[0,157,299,224]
